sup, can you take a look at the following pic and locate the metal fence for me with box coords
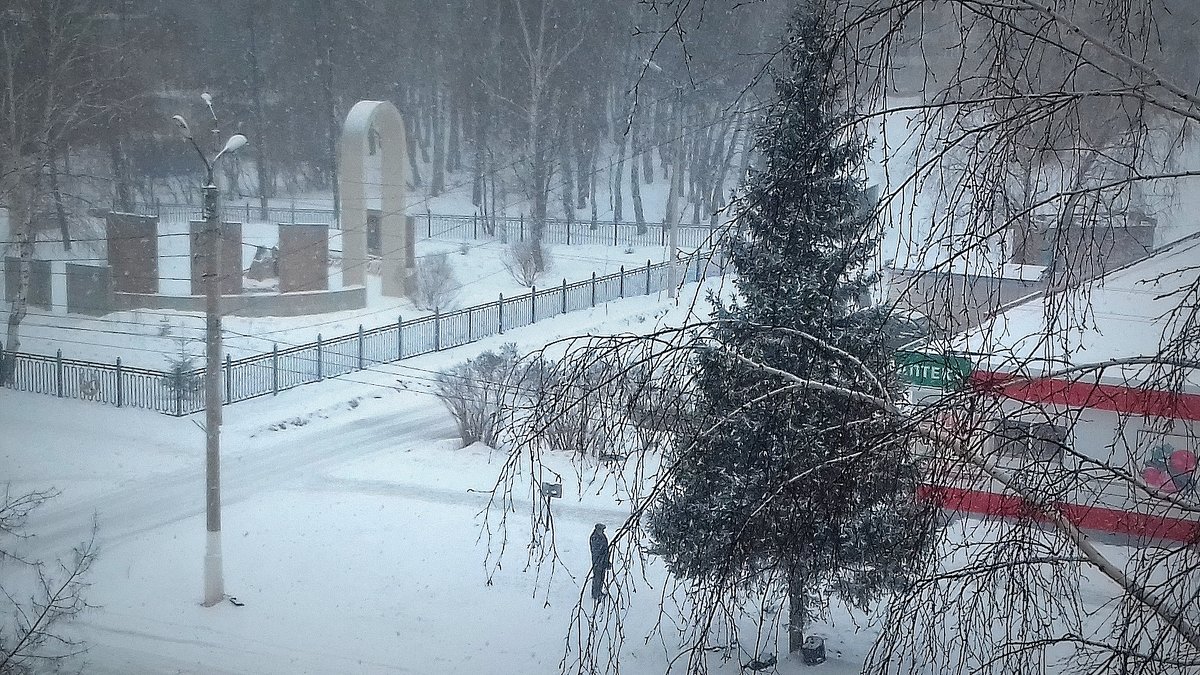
[2,251,726,416]
[146,202,338,227]
[415,212,723,251]
[1,350,198,415]
[139,203,726,251]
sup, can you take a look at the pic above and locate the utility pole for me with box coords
[202,176,223,607]
[201,92,224,608]
[173,101,247,608]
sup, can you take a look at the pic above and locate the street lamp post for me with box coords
[172,104,247,607]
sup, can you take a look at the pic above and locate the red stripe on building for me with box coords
[969,371,1200,421]
[918,485,1200,543]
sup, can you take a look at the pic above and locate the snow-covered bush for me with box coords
[434,344,536,448]
[501,240,551,287]
[411,252,461,311]
[537,362,614,457]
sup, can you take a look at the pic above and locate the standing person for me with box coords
[589,523,610,602]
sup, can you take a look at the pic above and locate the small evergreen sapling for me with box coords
[162,338,202,399]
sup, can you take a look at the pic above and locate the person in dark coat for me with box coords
[589,523,610,601]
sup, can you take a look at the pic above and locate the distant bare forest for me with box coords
[28,0,788,225]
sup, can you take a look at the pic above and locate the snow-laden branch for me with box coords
[718,320,891,399]
[729,352,898,412]
[730,349,1200,654]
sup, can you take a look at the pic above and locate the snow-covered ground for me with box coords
[12,281,860,675]
[4,133,1182,673]
[1,157,695,368]
[3,262,1163,673]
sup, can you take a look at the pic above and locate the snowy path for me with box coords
[18,401,452,563]
[7,388,673,674]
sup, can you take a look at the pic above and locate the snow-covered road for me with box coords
[4,377,677,674]
[17,399,450,561]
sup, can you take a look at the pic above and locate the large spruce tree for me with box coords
[648,6,935,658]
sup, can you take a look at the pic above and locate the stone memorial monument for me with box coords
[338,100,413,297]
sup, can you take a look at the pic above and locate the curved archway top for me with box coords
[341,100,404,145]
[338,100,411,297]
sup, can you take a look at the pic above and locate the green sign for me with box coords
[895,351,973,389]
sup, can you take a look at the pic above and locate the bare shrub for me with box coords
[434,344,542,448]
[536,358,618,458]
[411,252,461,311]
[501,240,551,287]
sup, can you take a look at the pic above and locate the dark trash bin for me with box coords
[801,636,826,665]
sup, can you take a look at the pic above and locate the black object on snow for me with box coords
[744,654,776,671]
[801,636,826,665]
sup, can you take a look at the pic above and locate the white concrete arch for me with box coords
[339,100,411,296]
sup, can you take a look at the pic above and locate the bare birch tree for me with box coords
[1,1,123,383]
[477,1,1200,673]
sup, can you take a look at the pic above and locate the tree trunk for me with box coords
[692,107,713,224]
[788,567,806,654]
[247,1,273,220]
[108,137,132,212]
[472,102,486,206]
[490,152,502,237]
[613,137,626,223]
[407,90,424,166]
[575,124,589,210]
[737,113,755,182]
[528,101,550,269]
[699,115,731,224]
[431,90,446,196]
[418,89,432,164]
[630,114,645,230]
[659,98,672,173]
[223,159,243,197]
[710,118,742,228]
[561,142,574,224]
[401,88,424,188]
[531,148,549,268]
[2,179,32,384]
[590,157,598,229]
[315,0,340,213]
[642,98,655,184]
[49,147,70,250]
[448,97,461,173]
[108,0,133,213]
[606,82,617,144]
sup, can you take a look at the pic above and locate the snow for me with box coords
[954,234,1200,388]
[5,98,1192,673]
[341,100,391,140]
[866,96,1200,272]
[1,273,901,674]
[3,238,1175,673]
[0,149,686,369]
[889,255,1045,282]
